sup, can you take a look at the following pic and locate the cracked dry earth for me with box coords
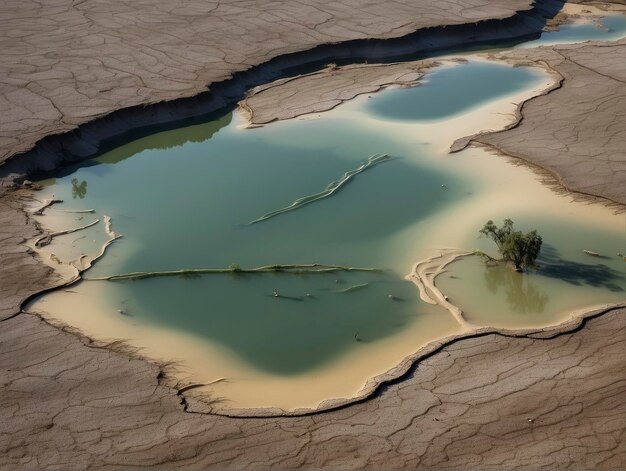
[0,193,61,322]
[473,39,626,204]
[2,305,626,469]
[240,61,438,124]
[3,0,626,469]
[0,0,534,165]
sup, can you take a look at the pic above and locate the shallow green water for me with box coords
[34,119,450,374]
[519,15,626,48]
[364,62,539,121]
[440,217,626,327]
[361,16,626,122]
[36,61,539,374]
[31,18,626,382]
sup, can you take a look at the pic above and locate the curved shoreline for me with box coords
[184,301,626,418]
[1,0,625,429]
[235,6,626,209]
[2,5,626,469]
[25,203,626,418]
[0,0,565,188]
[21,227,626,419]
[20,30,626,416]
[184,243,624,417]
[16,60,555,414]
[449,55,626,209]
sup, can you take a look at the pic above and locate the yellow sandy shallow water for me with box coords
[28,57,625,412]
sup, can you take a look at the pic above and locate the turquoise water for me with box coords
[82,117,458,272]
[520,15,626,48]
[359,15,626,123]
[36,61,549,375]
[36,116,454,374]
[365,62,539,121]
[30,15,626,394]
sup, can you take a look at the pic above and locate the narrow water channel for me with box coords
[27,14,626,411]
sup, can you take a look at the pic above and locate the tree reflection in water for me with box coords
[71,178,87,199]
[484,265,549,314]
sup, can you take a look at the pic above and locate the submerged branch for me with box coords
[85,264,381,281]
[33,198,63,216]
[34,219,100,247]
[336,283,370,293]
[51,208,96,214]
[249,153,392,224]
[475,249,500,266]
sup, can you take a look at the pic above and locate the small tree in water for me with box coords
[479,219,542,271]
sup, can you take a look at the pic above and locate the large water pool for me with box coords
[28,15,626,411]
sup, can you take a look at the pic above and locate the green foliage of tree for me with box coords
[479,219,542,271]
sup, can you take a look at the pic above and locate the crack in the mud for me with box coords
[0,0,566,184]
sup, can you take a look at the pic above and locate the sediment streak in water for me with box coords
[248,153,392,224]
[406,248,476,330]
[84,263,381,281]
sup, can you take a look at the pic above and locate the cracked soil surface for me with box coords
[239,61,437,125]
[240,16,626,205]
[3,304,626,469]
[474,39,626,204]
[1,0,626,469]
[0,0,533,166]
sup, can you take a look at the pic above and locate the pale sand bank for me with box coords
[235,5,626,206]
[558,2,626,18]
[27,58,625,413]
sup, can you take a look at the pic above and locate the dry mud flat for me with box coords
[2,0,626,469]
[3,304,626,469]
[0,0,535,167]
[473,40,626,204]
